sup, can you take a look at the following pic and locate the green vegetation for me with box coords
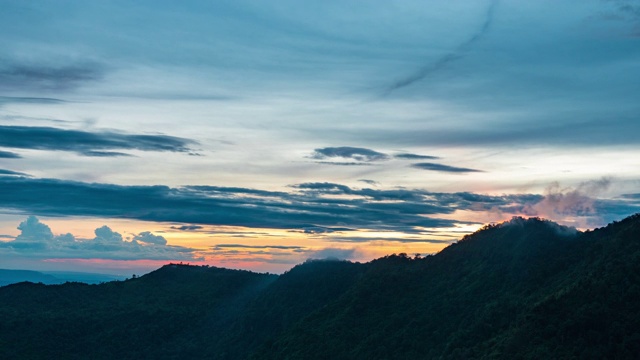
[2,215,640,359]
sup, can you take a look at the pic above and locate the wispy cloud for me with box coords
[0,61,105,91]
[0,126,197,156]
[394,153,440,160]
[311,146,389,162]
[411,162,482,173]
[599,0,640,36]
[386,0,499,93]
[0,96,67,107]
[517,178,626,227]
[81,151,134,158]
[314,161,374,166]
[0,151,21,159]
[0,169,30,177]
[170,225,204,231]
[327,236,454,244]
[213,244,304,250]
[358,179,379,186]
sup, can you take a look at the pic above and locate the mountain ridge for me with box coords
[1,214,639,359]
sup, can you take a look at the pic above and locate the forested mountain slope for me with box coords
[1,215,639,359]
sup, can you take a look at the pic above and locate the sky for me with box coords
[1,0,640,275]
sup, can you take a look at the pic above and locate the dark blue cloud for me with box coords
[81,151,134,157]
[2,176,636,233]
[411,162,483,173]
[170,225,204,231]
[0,126,197,155]
[311,146,389,162]
[394,153,440,160]
[358,179,379,186]
[0,169,30,177]
[0,151,21,159]
[292,182,353,193]
[0,176,552,234]
[0,62,105,91]
[0,96,67,106]
[621,193,640,199]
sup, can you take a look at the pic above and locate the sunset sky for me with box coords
[1,0,639,275]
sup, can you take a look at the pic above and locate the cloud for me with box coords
[2,176,635,236]
[213,244,304,250]
[292,182,353,193]
[0,62,105,91]
[518,178,618,227]
[0,126,197,155]
[0,216,198,261]
[94,225,124,243]
[307,247,357,261]
[133,231,168,245]
[327,236,454,244]
[0,177,489,234]
[358,179,379,186]
[311,146,389,162]
[0,169,30,177]
[299,225,351,234]
[386,0,499,93]
[601,0,640,26]
[314,161,374,166]
[0,96,67,107]
[0,151,21,159]
[411,162,483,173]
[171,225,204,231]
[394,153,440,160]
[8,216,75,251]
[324,116,640,148]
[81,151,134,157]
[15,216,55,242]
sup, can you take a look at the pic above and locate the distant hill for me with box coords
[0,269,60,287]
[0,269,125,286]
[1,214,640,359]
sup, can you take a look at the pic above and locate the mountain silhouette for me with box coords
[1,215,639,359]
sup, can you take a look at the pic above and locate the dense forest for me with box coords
[1,214,640,359]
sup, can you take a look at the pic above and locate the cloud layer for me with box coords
[411,162,483,173]
[2,176,633,235]
[0,62,105,91]
[0,126,197,156]
[0,151,21,159]
[311,146,390,162]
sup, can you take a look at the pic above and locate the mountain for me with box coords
[0,269,61,286]
[0,269,125,286]
[256,215,640,359]
[1,215,640,359]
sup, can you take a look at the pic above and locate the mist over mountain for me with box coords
[1,214,640,359]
